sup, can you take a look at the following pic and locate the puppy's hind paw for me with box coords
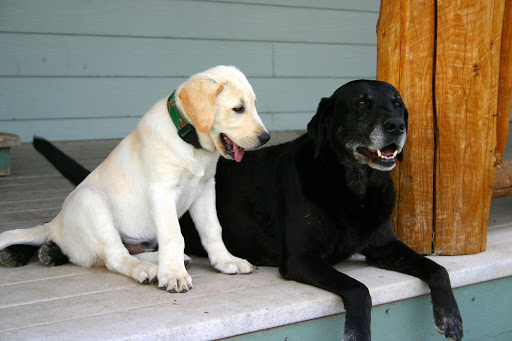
[213,256,254,275]
[184,254,192,269]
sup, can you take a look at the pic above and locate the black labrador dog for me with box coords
[1,80,462,341]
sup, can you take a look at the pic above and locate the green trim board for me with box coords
[227,276,512,341]
[0,148,12,176]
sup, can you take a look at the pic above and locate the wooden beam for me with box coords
[495,0,512,166]
[493,160,512,198]
[377,0,435,254]
[376,0,402,237]
[434,0,505,254]
[377,0,507,255]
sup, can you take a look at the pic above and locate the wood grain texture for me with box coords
[377,0,402,237]
[492,160,512,198]
[495,0,512,165]
[378,0,506,255]
[396,0,436,255]
[434,0,505,254]
[0,133,21,147]
[377,0,435,254]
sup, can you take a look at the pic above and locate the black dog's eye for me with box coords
[395,101,402,108]
[233,106,245,114]
[358,101,367,108]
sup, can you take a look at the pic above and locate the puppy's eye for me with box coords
[395,102,402,108]
[358,101,367,108]
[233,106,245,114]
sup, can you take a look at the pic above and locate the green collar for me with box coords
[167,91,202,149]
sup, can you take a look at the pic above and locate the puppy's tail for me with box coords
[0,224,49,251]
[33,136,91,186]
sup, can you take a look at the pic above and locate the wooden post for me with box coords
[377,0,507,255]
[377,0,435,254]
[495,0,512,166]
[493,160,512,198]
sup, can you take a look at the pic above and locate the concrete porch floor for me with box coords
[0,131,511,340]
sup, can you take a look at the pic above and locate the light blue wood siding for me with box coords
[0,0,381,141]
[229,276,512,341]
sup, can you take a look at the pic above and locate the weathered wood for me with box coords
[495,0,512,166]
[377,0,435,254]
[377,0,401,238]
[493,160,512,198]
[434,0,505,254]
[0,133,21,148]
[377,0,507,255]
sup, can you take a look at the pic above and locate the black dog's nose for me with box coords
[258,131,271,145]
[384,117,406,136]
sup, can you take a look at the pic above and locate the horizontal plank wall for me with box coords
[0,0,381,141]
[229,276,512,341]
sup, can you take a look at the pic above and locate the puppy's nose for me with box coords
[258,131,271,146]
[384,118,405,136]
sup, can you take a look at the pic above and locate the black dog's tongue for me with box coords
[380,146,395,157]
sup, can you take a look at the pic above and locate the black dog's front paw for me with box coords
[434,305,463,341]
[342,327,370,341]
[343,313,371,341]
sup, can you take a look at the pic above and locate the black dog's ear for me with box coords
[307,96,334,159]
[396,107,408,162]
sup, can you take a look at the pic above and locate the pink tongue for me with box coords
[381,147,394,156]
[233,143,245,162]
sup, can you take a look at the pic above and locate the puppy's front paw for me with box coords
[132,261,158,284]
[434,306,463,341]
[158,267,193,293]
[213,256,254,275]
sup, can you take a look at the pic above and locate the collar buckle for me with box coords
[167,91,202,149]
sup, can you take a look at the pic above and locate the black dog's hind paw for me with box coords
[434,308,463,341]
[38,242,70,266]
[0,245,39,267]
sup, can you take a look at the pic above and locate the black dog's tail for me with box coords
[33,136,91,186]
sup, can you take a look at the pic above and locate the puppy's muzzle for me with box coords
[258,131,271,146]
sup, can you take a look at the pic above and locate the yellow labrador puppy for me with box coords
[0,65,270,292]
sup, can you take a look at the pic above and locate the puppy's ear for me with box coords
[307,96,334,159]
[179,78,224,133]
[396,107,408,162]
